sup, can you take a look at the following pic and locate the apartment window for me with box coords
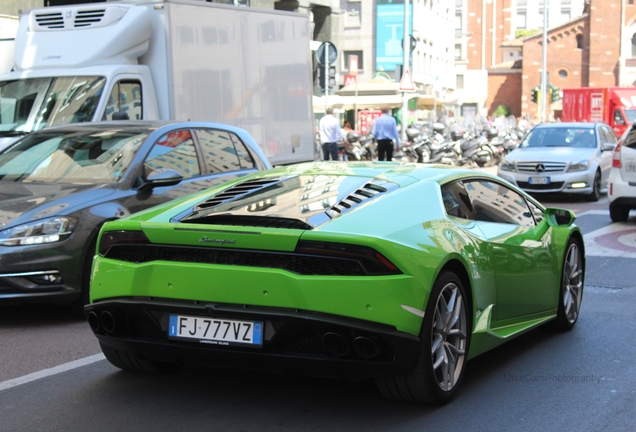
[456,74,464,90]
[455,12,462,37]
[518,0,527,5]
[538,11,544,27]
[516,12,527,29]
[561,9,571,21]
[344,50,363,72]
[632,33,636,57]
[344,2,362,28]
[561,0,571,4]
[456,0,463,6]
[577,34,584,50]
[455,44,462,60]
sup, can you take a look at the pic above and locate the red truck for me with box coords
[561,87,636,137]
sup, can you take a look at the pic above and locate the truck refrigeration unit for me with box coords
[0,0,315,164]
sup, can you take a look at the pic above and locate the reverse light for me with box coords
[0,217,77,246]
[612,142,622,168]
[98,230,151,256]
[295,240,401,275]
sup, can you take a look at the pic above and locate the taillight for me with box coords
[295,240,402,275]
[99,230,151,256]
[613,142,622,168]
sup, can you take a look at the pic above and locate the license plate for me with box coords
[626,162,636,172]
[529,177,550,185]
[168,315,263,346]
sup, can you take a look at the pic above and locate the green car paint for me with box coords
[89,162,582,363]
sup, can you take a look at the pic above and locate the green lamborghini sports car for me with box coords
[86,161,585,404]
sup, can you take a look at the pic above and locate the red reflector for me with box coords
[612,159,622,168]
[376,252,398,271]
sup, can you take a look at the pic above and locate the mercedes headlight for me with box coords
[499,160,516,172]
[0,217,77,246]
[568,161,589,172]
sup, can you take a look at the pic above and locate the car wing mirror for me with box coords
[602,142,616,151]
[544,207,576,227]
[135,169,184,191]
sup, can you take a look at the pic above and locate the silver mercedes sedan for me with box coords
[497,122,616,201]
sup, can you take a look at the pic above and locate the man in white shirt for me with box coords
[319,107,344,161]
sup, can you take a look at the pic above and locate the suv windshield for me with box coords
[0,128,150,183]
[520,127,596,149]
[0,76,106,136]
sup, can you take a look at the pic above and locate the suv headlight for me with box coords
[499,160,516,172]
[568,161,589,172]
[0,217,77,246]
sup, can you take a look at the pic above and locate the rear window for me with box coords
[622,126,636,149]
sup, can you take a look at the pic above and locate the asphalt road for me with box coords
[1,191,635,431]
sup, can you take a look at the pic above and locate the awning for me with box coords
[313,94,404,112]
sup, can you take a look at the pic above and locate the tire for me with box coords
[609,202,630,222]
[100,342,179,374]
[553,239,584,331]
[70,237,98,317]
[419,146,431,163]
[376,271,470,404]
[584,171,601,202]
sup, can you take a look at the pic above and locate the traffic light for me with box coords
[318,67,325,93]
[531,87,540,104]
[328,65,336,93]
[551,85,562,102]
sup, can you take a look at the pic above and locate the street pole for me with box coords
[540,0,548,123]
[400,0,410,142]
[324,43,329,112]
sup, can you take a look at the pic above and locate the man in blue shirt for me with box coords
[319,107,345,161]
[371,107,400,161]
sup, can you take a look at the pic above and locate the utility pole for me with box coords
[400,0,410,142]
[540,0,548,123]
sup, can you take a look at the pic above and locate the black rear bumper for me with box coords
[86,299,422,380]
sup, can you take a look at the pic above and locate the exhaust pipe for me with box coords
[321,332,349,357]
[352,336,380,359]
[87,311,100,332]
[100,311,116,334]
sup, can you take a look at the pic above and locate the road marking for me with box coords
[0,353,105,392]
[577,209,610,217]
[584,221,636,258]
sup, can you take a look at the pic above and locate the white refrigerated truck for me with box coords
[0,0,315,165]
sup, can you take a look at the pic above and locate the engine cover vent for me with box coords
[30,5,128,31]
[74,9,107,28]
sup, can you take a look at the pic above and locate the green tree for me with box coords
[515,29,541,39]
[493,105,511,117]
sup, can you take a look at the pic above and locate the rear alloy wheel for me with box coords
[554,239,584,331]
[584,171,601,202]
[609,202,630,222]
[100,342,179,374]
[376,271,469,404]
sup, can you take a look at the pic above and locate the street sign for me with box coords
[316,41,337,66]
[398,69,415,92]
[344,74,357,87]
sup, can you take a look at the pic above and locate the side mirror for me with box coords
[135,169,184,191]
[603,142,616,151]
[544,207,576,227]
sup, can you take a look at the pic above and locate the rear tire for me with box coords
[100,342,179,374]
[376,271,470,404]
[609,202,630,222]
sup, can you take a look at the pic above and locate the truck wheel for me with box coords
[609,202,630,222]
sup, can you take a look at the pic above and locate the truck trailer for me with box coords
[561,87,636,137]
[0,0,315,165]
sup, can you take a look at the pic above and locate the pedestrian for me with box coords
[319,107,344,161]
[371,107,400,161]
